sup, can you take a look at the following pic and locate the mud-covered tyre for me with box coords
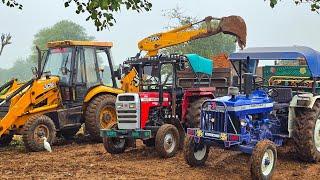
[184,135,209,167]
[186,97,210,128]
[155,124,180,158]
[0,132,13,147]
[293,101,320,162]
[103,137,126,154]
[22,115,56,152]
[143,138,155,147]
[85,94,116,142]
[250,140,277,180]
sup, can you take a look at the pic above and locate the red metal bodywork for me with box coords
[139,92,171,129]
[138,87,215,129]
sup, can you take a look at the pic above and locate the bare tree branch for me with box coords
[0,33,12,56]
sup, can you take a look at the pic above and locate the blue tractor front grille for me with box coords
[200,100,240,134]
[201,110,226,132]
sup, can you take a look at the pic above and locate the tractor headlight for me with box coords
[240,119,247,127]
[129,103,136,109]
[116,103,123,109]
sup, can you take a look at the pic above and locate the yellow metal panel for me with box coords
[47,40,113,48]
[84,85,124,103]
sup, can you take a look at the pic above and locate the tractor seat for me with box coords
[272,88,292,109]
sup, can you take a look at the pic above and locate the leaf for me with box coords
[270,0,278,8]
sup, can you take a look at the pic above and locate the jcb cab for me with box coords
[0,40,122,151]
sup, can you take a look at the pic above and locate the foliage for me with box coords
[0,58,35,83]
[160,8,236,59]
[30,20,94,63]
[1,0,152,31]
[0,20,94,84]
[267,0,320,11]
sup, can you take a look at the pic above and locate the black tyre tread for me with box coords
[184,135,209,167]
[85,94,116,141]
[250,140,277,180]
[0,133,13,147]
[293,100,320,162]
[103,137,126,154]
[186,97,210,128]
[22,115,56,152]
[155,124,180,158]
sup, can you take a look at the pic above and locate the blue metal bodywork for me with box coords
[229,46,320,77]
[187,90,284,154]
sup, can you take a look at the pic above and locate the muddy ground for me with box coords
[0,137,319,179]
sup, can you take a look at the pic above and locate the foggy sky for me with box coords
[0,0,319,68]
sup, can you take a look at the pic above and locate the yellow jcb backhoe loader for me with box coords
[0,40,137,151]
[137,15,247,57]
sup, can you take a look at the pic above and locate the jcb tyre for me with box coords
[103,137,126,154]
[293,101,320,162]
[250,140,277,180]
[184,135,209,167]
[0,132,13,147]
[155,124,180,158]
[22,115,56,152]
[85,94,116,141]
[186,97,210,128]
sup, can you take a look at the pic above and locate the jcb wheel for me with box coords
[186,97,210,128]
[250,140,277,180]
[85,94,116,141]
[184,135,209,167]
[0,132,13,147]
[22,115,56,152]
[155,124,180,158]
[293,101,320,162]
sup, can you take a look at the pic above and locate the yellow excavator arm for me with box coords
[138,16,247,57]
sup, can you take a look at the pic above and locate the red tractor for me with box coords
[100,54,230,157]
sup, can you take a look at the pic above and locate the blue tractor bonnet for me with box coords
[186,54,213,76]
[229,46,320,78]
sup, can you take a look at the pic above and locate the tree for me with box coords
[0,20,94,84]
[30,20,94,63]
[1,0,152,31]
[160,8,236,59]
[0,33,12,56]
[267,0,320,11]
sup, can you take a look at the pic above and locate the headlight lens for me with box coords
[116,103,123,109]
[240,119,247,127]
[129,103,136,109]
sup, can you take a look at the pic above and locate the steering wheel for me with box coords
[253,75,279,98]
[142,76,159,90]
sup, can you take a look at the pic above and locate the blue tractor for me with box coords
[184,46,320,179]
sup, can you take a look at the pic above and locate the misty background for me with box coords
[0,0,319,70]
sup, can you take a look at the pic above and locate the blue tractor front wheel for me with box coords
[250,140,277,180]
[184,135,209,167]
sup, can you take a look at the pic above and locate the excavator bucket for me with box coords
[217,16,247,49]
